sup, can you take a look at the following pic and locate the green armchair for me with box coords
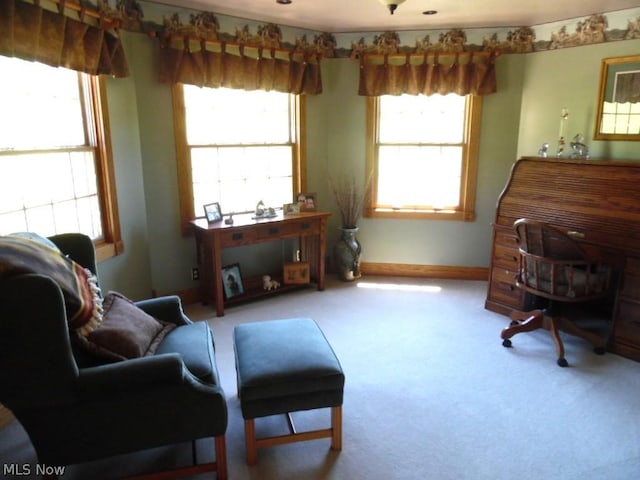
[0,233,228,479]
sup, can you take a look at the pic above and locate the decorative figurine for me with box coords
[262,275,280,290]
[538,142,549,157]
[570,134,590,159]
[253,200,277,219]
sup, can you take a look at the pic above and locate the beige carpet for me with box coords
[2,277,639,479]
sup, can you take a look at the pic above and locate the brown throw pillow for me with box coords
[75,291,175,362]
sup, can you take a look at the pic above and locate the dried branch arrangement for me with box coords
[328,173,372,229]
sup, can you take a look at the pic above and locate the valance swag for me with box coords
[358,51,497,96]
[0,0,128,77]
[614,72,640,103]
[158,36,323,95]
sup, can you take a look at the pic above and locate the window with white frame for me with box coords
[366,93,482,221]
[174,84,303,231]
[0,55,122,257]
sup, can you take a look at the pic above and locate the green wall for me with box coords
[96,32,640,300]
[94,32,152,299]
[517,39,640,160]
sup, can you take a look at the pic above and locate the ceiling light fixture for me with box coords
[276,0,292,5]
[423,10,437,16]
[378,0,406,15]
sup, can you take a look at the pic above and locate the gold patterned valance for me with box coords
[358,51,497,96]
[158,35,323,95]
[0,0,129,77]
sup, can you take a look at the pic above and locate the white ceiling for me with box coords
[148,0,640,32]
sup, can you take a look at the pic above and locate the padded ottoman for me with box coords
[233,317,345,465]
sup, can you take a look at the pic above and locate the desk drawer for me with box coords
[494,229,519,248]
[488,273,523,309]
[626,256,640,276]
[219,229,258,247]
[492,244,520,270]
[613,299,640,345]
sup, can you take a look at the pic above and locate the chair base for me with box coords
[44,436,228,480]
[244,406,342,466]
[501,309,607,367]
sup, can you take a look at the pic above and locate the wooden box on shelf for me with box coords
[283,261,310,285]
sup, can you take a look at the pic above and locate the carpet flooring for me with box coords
[1,277,639,479]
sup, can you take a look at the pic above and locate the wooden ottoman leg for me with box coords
[331,406,342,451]
[245,418,258,466]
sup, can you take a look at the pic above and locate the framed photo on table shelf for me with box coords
[204,202,223,223]
[221,263,244,299]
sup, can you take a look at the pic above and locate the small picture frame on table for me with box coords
[222,263,244,299]
[283,262,310,285]
[204,202,223,223]
[296,192,317,212]
[283,202,299,215]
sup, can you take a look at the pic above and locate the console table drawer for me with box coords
[256,221,318,239]
[220,229,258,247]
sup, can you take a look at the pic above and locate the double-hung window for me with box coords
[173,85,304,232]
[366,93,482,221]
[0,55,122,259]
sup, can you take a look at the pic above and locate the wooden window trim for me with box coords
[173,84,307,236]
[90,76,123,261]
[364,95,482,222]
[0,67,122,261]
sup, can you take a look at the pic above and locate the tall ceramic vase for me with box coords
[334,227,362,281]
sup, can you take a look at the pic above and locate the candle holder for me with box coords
[557,108,569,156]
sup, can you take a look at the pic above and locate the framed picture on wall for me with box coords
[221,263,244,299]
[204,202,223,223]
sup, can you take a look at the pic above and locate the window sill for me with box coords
[365,208,475,221]
[95,240,125,263]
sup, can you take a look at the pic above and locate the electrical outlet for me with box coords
[192,268,199,280]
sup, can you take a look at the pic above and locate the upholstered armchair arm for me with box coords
[135,295,192,326]
[0,274,80,409]
[77,353,187,394]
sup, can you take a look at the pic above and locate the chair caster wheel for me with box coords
[502,339,512,348]
[593,347,606,355]
[557,358,568,367]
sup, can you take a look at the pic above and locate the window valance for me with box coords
[614,71,640,103]
[358,51,497,96]
[158,35,323,95]
[0,0,128,77]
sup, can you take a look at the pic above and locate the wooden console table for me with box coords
[192,211,330,316]
[485,156,640,361]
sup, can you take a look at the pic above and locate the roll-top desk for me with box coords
[485,156,640,361]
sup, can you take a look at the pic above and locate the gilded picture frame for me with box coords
[594,55,640,141]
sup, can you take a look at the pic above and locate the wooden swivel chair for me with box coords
[501,219,614,367]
